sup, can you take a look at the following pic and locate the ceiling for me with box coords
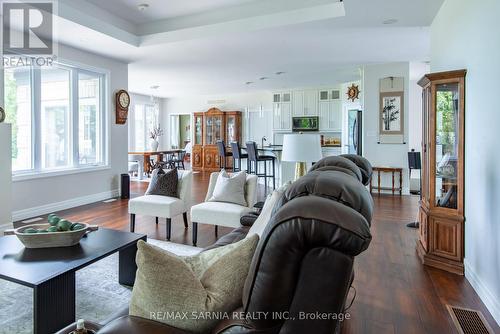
[54,0,444,97]
[86,0,259,24]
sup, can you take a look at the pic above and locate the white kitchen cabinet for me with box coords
[293,90,318,116]
[273,92,292,130]
[292,91,304,116]
[329,100,342,131]
[318,101,330,131]
[318,88,342,131]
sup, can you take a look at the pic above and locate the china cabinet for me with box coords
[192,108,242,171]
[417,69,466,275]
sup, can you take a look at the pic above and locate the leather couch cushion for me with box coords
[203,226,250,251]
[278,170,373,223]
[309,156,362,182]
[129,237,259,333]
[340,154,373,186]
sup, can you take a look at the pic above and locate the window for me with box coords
[131,102,158,151]
[4,67,32,172]
[4,62,107,176]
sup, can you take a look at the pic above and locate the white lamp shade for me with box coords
[282,134,323,162]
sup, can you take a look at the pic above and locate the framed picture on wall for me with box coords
[379,91,404,135]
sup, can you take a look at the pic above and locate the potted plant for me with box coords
[149,125,163,151]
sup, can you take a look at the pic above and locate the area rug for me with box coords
[0,240,202,334]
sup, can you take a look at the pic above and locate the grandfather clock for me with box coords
[417,70,466,275]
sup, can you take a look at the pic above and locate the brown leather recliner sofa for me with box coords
[57,155,373,334]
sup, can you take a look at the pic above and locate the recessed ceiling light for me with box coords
[150,85,160,89]
[382,19,398,25]
[275,71,286,75]
[245,81,254,85]
[259,77,269,81]
[138,3,150,11]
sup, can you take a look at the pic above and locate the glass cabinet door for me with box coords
[434,83,459,209]
[205,115,223,145]
[194,115,202,145]
[226,115,236,143]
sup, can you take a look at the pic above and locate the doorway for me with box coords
[170,114,191,149]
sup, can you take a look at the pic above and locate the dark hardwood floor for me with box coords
[16,171,499,333]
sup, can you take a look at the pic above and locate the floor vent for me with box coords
[447,305,494,334]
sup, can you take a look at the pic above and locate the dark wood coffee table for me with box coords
[0,228,146,334]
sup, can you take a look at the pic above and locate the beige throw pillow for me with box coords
[247,181,291,238]
[129,235,259,333]
[208,170,247,206]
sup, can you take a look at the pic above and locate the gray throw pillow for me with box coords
[129,235,259,333]
[208,170,247,206]
[146,168,178,197]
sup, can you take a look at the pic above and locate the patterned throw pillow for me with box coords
[129,235,259,333]
[146,168,178,198]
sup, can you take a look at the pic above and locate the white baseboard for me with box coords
[11,189,120,223]
[464,258,500,326]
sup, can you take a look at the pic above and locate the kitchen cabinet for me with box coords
[272,91,292,131]
[319,100,342,131]
[293,90,318,116]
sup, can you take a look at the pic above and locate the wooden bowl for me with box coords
[4,223,98,248]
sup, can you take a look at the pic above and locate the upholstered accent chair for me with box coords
[129,170,192,240]
[190,171,258,246]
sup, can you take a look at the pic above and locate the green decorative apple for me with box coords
[57,219,72,232]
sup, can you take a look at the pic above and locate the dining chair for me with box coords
[216,140,232,169]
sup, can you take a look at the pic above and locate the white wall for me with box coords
[363,62,410,194]
[11,44,128,220]
[162,91,273,148]
[431,0,500,325]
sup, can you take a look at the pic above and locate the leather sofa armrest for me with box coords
[240,212,259,226]
[96,315,192,334]
[55,320,102,334]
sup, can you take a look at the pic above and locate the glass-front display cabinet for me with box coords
[191,108,242,171]
[417,69,466,275]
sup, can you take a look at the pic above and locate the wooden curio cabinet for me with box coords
[192,113,204,169]
[417,70,466,275]
[192,108,242,172]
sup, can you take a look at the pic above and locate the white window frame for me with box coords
[9,60,110,182]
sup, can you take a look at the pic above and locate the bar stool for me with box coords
[230,141,249,172]
[216,140,232,169]
[246,141,276,194]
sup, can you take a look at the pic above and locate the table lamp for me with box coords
[282,133,323,180]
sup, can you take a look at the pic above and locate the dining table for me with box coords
[128,149,185,178]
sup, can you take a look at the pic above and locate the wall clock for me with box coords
[115,89,130,124]
[346,84,360,102]
[0,107,5,123]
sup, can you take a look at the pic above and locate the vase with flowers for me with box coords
[149,125,163,151]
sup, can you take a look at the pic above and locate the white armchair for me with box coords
[129,170,192,240]
[190,172,258,246]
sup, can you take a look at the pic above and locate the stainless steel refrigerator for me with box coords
[347,109,362,155]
